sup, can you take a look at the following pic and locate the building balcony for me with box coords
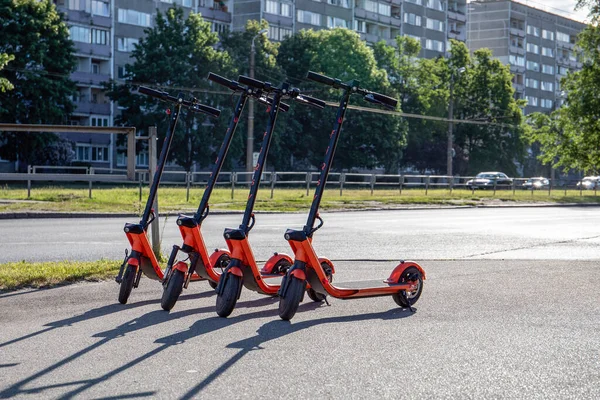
[448,10,467,23]
[510,64,526,74]
[510,27,525,38]
[509,45,525,56]
[73,42,111,59]
[355,8,392,25]
[390,15,401,27]
[448,30,466,41]
[360,32,381,44]
[557,41,575,50]
[390,0,402,5]
[513,83,524,92]
[72,71,111,87]
[198,3,232,22]
[74,101,111,115]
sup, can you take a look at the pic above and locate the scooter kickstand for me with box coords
[324,296,330,306]
[401,291,415,313]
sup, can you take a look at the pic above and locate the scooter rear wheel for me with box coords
[161,269,185,311]
[118,264,136,304]
[216,274,241,318]
[278,277,306,321]
[391,266,423,308]
[306,263,333,302]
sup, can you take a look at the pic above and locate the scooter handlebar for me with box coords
[190,102,221,118]
[257,96,290,112]
[306,71,337,87]
[295,94,326,109]
[138,86,170,100]
[238,75,268,91]
[207,72,240,91]
[365,92,398,109]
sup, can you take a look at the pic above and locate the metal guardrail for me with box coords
[1,169,597,199]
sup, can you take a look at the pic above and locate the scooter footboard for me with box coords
[139,256,163,281]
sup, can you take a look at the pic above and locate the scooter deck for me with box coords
[333,279,398,290]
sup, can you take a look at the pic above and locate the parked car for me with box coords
[576,176,600,190]
[522,177,550,190]
[466,172,513,189]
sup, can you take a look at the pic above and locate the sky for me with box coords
[472,0,590,23]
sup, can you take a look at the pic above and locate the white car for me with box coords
[576,176,600,190]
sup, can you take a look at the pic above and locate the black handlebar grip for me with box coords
[299,94,326,109]
[369,92,398,108]
[238,75,266,90]
[192,103,221,118]
[138,86,168,100]
[306,71,336,86]
[208,72,238,91]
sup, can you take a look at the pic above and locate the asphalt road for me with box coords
[1,259,599,399]
[1,207,600,399]
[1,207,600,263]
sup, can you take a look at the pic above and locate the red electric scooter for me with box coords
[214,75,327,317]
[116,87,220,304]
[277,71,426,320]
[159,72,292,311]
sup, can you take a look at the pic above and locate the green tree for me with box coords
[0,0,77,170]
[218,19,281,169]
[0,53,14,93]
[373,36,449,172]
[452,45,526,175]
[277,28,405,172]
[105,6,234,172]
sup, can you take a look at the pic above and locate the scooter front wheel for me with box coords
[118,264,136,304]
[391,266,423,308]
[161,269,185,311]
[278,277,305,321]
[216,274,241,318]
[306,263,333,302]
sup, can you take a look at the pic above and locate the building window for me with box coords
[268,26,293,41]
[212,22,228,34]
[425,39,444,52]
[75,144,109,162]
[118,9,151,27]
[281,2,292,16]
[403,13,422,26]
[542,64,554,74]
[541,81,554,92]
[362,0,378,13]
[509,55,525,66]
[426,0,444,12]
[69,26,90,43]
[378,3,391,16]
[541,99,553,109]
[510,35,524,48]
[542,29,554,40]
[525,78,539,89]
[91,116,109,126]
[327,0,350,8]
[354,19,367,33]
[117,37,139,52]
[513,73,524,85]
[526,96,539,107]
[527,25,540,37]
[558,66,569,76]
[405,0,422,5]
[69,0,90,12]
[91,0,109,16]
[542,47,554,57]
[556,31,570,43]
[426,18,444,32]
[327,16,349,28]
[526,43,539,54]
[526,60,540,71]
[265,0,278,14]
[297,10,321,26]
[117,65,129,79]
[91,28,109,45]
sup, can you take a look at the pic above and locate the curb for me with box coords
[1,203,600,220]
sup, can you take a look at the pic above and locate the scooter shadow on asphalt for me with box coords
[0,295,277,399]
[177,306,416,400]
[0,290,212,350]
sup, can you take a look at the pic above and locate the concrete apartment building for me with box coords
[467,0,586,114]
[45,0,470,171]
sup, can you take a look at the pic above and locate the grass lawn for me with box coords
[0,259,120,292]
[1,183,600,215]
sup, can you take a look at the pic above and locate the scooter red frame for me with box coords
[277,72,426,320]
[159,73,292,311]
[116,87,220,304]
[215,76,327,317]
